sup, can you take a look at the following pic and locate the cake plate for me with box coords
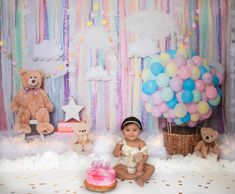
[84,179,117,192]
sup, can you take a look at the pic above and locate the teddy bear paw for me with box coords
[14,123,31,134]
[73,144,84,152]
[36,123,54,135]
[84,143,93,151]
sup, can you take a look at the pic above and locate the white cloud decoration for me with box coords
[126,10,177,40]
[128,36,156,58]
[33,39,63,61]
[85,66,111,81]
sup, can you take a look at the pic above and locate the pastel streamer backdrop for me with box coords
[0,0,228,132]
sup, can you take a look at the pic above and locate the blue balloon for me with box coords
[212,75,219,86]
[166,49,177,59]
[142,80,158,95]
[180,112,190,123]
[217,87,222,96]
[199,66,207,79]
[166,96,178,109]
[191,51,197,57]
[150,62,164,76]
[182,90,193,103]
[183,78,195,91]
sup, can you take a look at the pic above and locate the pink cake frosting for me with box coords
[87,161,116,186]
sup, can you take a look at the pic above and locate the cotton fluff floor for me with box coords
[0,131,235,194]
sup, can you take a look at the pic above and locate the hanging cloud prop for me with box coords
[33,40,63,61]
[128,36,156,58]
[85,66,111,81]
[126,10,177,39]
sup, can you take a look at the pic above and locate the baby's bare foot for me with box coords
[136,171,144,178]
[135,177,145,187]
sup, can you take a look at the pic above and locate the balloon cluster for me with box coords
[141,50,224,127]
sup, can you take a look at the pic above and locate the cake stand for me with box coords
[84,179,117,192]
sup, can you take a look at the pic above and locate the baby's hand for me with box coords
[113,150,122,158]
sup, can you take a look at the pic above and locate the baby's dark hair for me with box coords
[121,116,143,131]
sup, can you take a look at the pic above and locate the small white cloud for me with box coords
[78,26,110,49]
[85,66,111,81]
[126,10,177,39]
[128,36,156,58]
[33,39,63,61]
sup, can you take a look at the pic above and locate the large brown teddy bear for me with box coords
[194,127,220,158]
[72,122,95,152]
[11,69,54,135]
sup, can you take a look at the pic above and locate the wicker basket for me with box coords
[163,125,201,156]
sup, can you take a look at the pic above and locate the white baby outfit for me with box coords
[118,139,148,174]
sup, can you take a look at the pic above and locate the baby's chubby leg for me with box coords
[135,163,155,187]
[114,164,142,180]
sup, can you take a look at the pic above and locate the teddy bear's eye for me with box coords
[30,76,33,79]
[34,76,36,79]
[211,135,213,137]
[79,130,81,132]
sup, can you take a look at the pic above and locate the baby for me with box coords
[112,116,155,187]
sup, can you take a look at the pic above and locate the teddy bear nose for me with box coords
[206,136,209,139]
[32,79,36,83]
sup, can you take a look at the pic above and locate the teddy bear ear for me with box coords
[19,69,27,76]
[201,127,206,133]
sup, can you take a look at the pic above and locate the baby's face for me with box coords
[123,123,141,141]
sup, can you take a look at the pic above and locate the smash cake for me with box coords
[84,160,117,192]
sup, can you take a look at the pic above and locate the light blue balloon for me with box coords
[199,66,207,79]
[192,90,202,103]
[166,96,178,109]
[208,95,221,106]
[212,75,219,86]
[182,90,193,103]
[150,62,164,76]
[142,80,158,95]
[160,87,174,102]
[166,49,177,59]
[180,112,190,123]
[174,118,183,125]
[156,73,170,88]
[183,78,195,91]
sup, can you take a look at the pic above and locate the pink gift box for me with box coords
[57,119,79,132]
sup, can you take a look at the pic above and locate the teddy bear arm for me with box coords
[11,91,23,112]
[72,136,80,144]
[201,145,209,158]
[194,141,203,152]
[88,133,95,142]
[212,144,220,155]
[39,89,53,112]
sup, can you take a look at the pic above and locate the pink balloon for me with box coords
[152,91,164,105]
[158,103,169,113]
[187,103,198,113]
[217,73,224,84]
[210,68,216,75]
[175,56,187,67]
[195,80,205,92]
[176,91,183,102]
[202,73,212,85]
[178,65,191,80]
[170,76,183,92]
[141,92,149,102]
[152,106,162,117]
[187,120,197,127]
[200,108,212,119]
[206,86,217,99]
[201,92,208,101]
[168,109,176,118]
[192,56,203,66]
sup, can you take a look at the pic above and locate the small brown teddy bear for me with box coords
[11,69,54,135]
[194,127,220,158]
[72,122,95,152]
